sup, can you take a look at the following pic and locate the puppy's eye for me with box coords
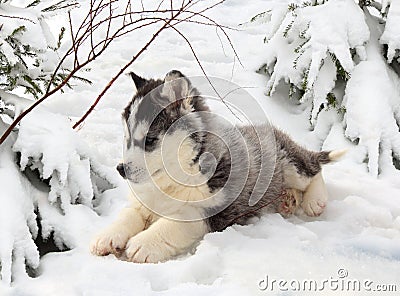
[145,137,157,146]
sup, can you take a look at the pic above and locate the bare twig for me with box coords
[178,9,243,67]
[89,0,95,58]
[168,23,241,121]
[0,14,35,24]
[73,15,181,128]
[156,0,167,11]
[0,64,87,145]
[68,11,79,68]
[221,86,258,101]
[73,0,242,127]
[73,2,190,128]
[88,18,163,58]
[0,0,241,145]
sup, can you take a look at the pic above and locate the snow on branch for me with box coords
[380,0,400,63]
[257,0,400,175]
[260,0,369,125]
[0,107,118,285]
[0,123,39,285]
[13,107,118,208]
[343,12,400,177]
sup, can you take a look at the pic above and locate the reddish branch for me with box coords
[0,0,240,145]
[73,7,184,128]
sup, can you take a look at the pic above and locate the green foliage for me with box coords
[254,0,355,119]
[325,92,346,115]
[289,83,296,99]
[301,0,327,7]
[288,3,299,11]
[283,19,295,38]
[26,0,41,7]
[299,23,310,39]
[42,0,78,12]
[301,68,309,91]
[49,26,66,51]
[56,27,66,50]
[326,92,337,107]
[329,53,350,81]
[0,24,47,98]
[264,0,347,115]
[0,4,89,101]
[249,10,271,23]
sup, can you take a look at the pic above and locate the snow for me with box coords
[0,121,39,286]
[0,105,118,288]
[380,0,400,62]
[265,0,369,125]
[263,0,369,87]
[0,3,50,54]
[253,0,400,175]
[261,0,370,130]
[1,0,400,295]
[13,107,118,206]
[343,12,400,178]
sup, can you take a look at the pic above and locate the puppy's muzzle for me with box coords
[116,163,126,178]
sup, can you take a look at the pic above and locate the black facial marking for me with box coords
[144,136,158,152]
[122,78,165,151]
[129,133,159,152]
[145,136,157,147]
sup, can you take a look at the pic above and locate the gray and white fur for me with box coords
[90,70,345,263]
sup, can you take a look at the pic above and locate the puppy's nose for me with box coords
[116,163,126,178]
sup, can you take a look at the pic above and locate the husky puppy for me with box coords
[90,70,345,263]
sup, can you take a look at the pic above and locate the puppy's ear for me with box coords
[129,72,147,90]
[161,70,192,110]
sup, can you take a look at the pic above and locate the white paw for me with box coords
[90,227,131,256]
[301,199,326,217]
[125,232,174,263]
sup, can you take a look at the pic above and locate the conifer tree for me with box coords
[255,0,400,176]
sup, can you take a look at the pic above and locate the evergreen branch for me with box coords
[26,0,40,8]
[41,0,79,12]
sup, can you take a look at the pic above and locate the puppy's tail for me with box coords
[317,149,347,164]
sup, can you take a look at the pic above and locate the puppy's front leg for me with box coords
[125,218,208,263]
[90,201,152,256]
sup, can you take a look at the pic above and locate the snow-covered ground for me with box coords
[2,0,400,295]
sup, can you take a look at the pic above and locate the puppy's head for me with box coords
[118,70,209,185]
